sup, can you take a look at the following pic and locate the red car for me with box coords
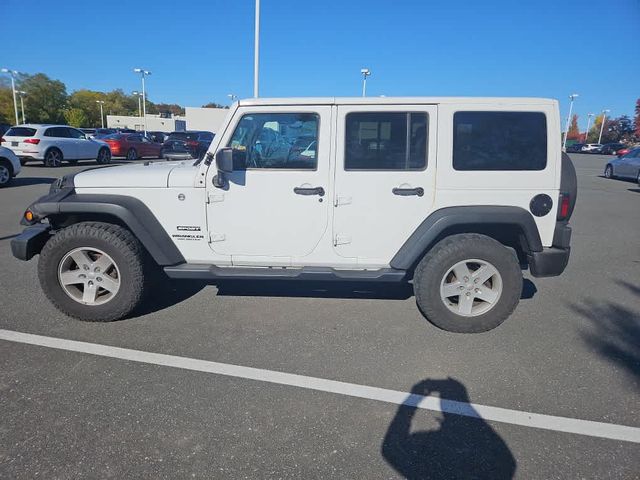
[101,133,162,160]
[615,147,632,157]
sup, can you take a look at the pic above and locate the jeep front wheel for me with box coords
[38,222,147,321]
[413,233,522,333]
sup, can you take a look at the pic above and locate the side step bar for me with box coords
[163,264,407,282]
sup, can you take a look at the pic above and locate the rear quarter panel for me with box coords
[434,102,561,247]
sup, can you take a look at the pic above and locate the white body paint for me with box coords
[72,97,561,267]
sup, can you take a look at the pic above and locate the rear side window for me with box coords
[453,111,547,171]
[44,127,70,138]
[345,112,428,170]
[5,127,36,137]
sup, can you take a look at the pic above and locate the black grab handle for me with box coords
[392,187,424,197]
[294,186,325,196]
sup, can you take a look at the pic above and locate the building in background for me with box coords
[106,107,228,133]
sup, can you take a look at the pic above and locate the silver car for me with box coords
[604,147,640,182]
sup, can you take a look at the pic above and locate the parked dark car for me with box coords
[161,131,214,160]
[147,131,169,143]
[599,143,626,155]
[80,128,96,136]
[566,143,584,153]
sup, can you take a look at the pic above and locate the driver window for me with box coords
[227,112,319,169]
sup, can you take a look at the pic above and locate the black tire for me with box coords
[126,148,138,161]
[0,160,13,187]
[38,222,148,322]
[44,148,63,167]
[96,147,111,165]
[413,233,522,333]
[604,164,614,179]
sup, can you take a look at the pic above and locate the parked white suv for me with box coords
[0,145,21,187]
[1,124,112,167]
[12,97,576,333]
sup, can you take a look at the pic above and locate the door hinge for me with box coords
[209,232,226,242]
[207,192,225,204]
[334,234,352,246]
[334,195,352,207]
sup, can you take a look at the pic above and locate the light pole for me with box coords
[1,68,20,125]
[96,101,105,128]
[562,93,579,150]
[227,94,238,104]
[132,91,143,117]
[361,68,371,97]
[598,109,610,144]
[584,113,594,143]
[133,68,151,133]
[17,91,27,124]
[254,0,260,98]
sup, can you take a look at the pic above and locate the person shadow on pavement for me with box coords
[382,378,516,480]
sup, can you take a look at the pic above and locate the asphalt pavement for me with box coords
[1,154,639,479]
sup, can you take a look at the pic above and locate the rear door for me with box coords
[333,105,437,266]
[44,127,77,159]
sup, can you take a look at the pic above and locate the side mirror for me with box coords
[216,148,234,173]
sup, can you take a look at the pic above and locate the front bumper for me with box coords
[11,224,51,261]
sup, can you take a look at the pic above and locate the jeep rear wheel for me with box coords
[38,222,148,322]
[413,233,522,333]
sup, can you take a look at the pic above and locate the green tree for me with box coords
[0,85,15,125]
[68,89,106,127]
[202,102,229,109]
[147,102,185,116]
[567,114,580,140]
[63,108,88,127]
[20,73,67,124]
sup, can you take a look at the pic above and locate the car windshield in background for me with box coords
[103,134,123,140]
[168,133,197,141]
[5,127,37,137]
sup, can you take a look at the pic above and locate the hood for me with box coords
[74,160,196,188]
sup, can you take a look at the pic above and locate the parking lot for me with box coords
[0,154,638,478]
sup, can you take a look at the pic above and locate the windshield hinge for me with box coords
[204,151,214,166]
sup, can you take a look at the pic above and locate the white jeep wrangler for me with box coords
[12,97,576,333]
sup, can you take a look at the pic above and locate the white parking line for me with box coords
[1,328,639,444]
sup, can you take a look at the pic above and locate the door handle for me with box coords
[392,187,424,197]
[294,186,325,196]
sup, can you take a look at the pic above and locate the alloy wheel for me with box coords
[0,165,10,185]
[58,247,121,305]
[440,259,503,317]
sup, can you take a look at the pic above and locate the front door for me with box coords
[332,105,438,266]
[206,106,332,266]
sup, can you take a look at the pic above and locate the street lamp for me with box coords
[360,68,371,97]
[228,94,238,104]
[562,93,579,151]
[132,91,143,117]
[254,0,260,98]
[1,68,19,125]
[584,113,594,143]
[17,91,27,124]
[598,109,610,145]
[133,68,151,133]
[95,100,105,128]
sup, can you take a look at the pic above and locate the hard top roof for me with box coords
[238,96,557,107]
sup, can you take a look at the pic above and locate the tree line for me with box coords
[0,72,228,128]
[567,99,640,144]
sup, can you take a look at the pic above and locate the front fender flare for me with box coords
[31,193,185,266]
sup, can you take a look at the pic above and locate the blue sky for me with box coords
[1,0,638,128]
